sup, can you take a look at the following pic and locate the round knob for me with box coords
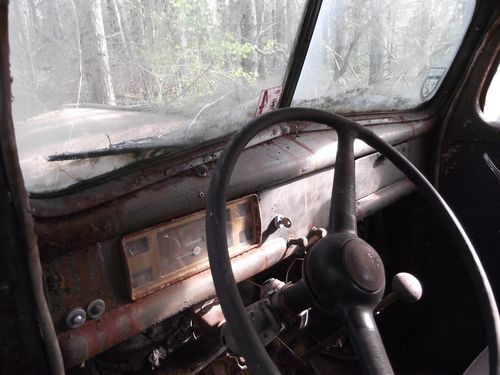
[391,272,422,303]
[66,308,86,329]
[87,299,106,319]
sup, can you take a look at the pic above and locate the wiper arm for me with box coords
[47,137,185,161]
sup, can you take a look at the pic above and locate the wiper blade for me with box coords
[47,137,185,161]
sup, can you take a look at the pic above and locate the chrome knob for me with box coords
[66,308,86,329]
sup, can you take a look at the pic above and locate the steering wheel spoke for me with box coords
[329,130,357,235]
[340,306,394,375]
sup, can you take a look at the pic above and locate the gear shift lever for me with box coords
[376,272,422,313]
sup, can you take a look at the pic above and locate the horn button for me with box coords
[304,234,386,310]
[343,238,385,292]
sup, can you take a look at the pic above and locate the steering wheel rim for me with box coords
[206,107,500,375]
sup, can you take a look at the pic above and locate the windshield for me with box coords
[293,0,475,112]
[9,0,474,193]
[9,0,306,193]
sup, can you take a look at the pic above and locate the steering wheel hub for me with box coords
[304,234,385,312]
[343,238,385,292]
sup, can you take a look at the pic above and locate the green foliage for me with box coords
[112,0,285,109]
[10,0,305,118]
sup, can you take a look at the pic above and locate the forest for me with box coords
[8,0,473,122]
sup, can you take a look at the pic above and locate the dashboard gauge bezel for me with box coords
[121,195,261,300]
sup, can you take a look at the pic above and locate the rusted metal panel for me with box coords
[54,173,418,368]
[35,120,434,261]
[39,114,430,368]
[44,136,424,353]
[44,242,126,332]
[31,117,434,219]
[32,111,431,217]
[356,179,415,218]
[258,139,425,244]
[58,238,288,368]
[46,169,418,333]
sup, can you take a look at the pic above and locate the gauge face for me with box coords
[126,237,149,257]
[122,195,260,300]
[156,218,207,277]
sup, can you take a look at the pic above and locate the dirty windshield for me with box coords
[9,0,306,193]
[9,0,473,193]
[293,0,475,111]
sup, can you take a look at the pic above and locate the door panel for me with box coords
[438,23,500,299]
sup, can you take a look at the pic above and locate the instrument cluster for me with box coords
[122,195,261,300]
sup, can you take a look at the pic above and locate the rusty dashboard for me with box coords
[32,116,433,368]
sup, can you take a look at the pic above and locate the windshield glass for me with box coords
[9,0,475,194]
[293,0,475,112]
[9,0,306,193]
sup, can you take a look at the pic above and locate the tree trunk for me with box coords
[141,0,155,48]
[256,0,267,76]
[332,0,346,80]
[44,0,64,41]
[240,0,258,75]
[368,8,385,85]
[107,0,129,58]
[284,0,293,48]
[272,0,285,69]
[273,0,284,47]
[12,0,40,113]
[75,0,116,104]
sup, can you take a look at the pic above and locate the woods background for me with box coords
[8,0,472,121]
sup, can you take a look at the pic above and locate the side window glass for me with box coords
[483,65,499,123]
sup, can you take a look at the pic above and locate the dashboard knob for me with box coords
[391,272,422,303]
[87,299,106,319]
[66,308,86,329]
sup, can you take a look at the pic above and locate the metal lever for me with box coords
[286,227,327,253]
[287,237,308,248]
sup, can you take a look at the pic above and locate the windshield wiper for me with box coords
[47,136,185,161]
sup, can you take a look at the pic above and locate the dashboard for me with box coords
[34,115,433,368]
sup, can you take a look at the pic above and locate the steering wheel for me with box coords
[205,108,500,375]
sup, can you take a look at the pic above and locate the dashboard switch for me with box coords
[273,215,292,229]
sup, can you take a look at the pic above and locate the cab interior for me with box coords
[0,0,499,374]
